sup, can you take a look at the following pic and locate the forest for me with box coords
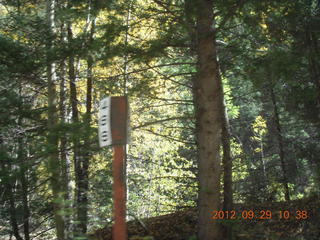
[0,0,319,239]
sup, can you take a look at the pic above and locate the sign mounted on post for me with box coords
[98,96,129,240]
[98,96,129,147]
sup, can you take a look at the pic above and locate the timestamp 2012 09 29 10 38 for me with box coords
[211,210,309,220]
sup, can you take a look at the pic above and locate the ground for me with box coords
[89,196,320,240]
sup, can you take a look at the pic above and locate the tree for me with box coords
[46,0,66,238]
[194,0,223,238]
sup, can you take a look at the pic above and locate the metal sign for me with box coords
[110,96,129,145]
[98,97,112,147]
[98,96,129,147]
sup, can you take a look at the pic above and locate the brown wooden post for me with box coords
[111,96,128,240]
[99,96,128,240]
[113,145,127,240]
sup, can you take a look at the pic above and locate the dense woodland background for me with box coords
[0,0,319,239]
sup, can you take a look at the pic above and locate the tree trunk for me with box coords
[270,87,290,201]
[123,3,131,216]
[18,132,30,240]
[67,19,84,236]
[78,17,96,236]
[58,17,72,238]
[194,0,222,239]
[16,6,31,240]
[221,97,233,240]
[0,151,23,240]
[8,184,23,240]
[20,159,30,240]
[221,98,233,211]
[46,0,65,238]
[17,86,30,240]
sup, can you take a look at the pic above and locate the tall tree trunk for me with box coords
[270,87,290,201]
[0,148,23,240]
[58,16,72,237]
[123,2,132,217]
[221,98,233,211]
[306,5,320,185]
[194,0,222,239]
[308,31,320,105]
[8,183,23,240]
[66,19,84,236]
[306,1,320,106]
[67,1,96,234]
[18,131,30,240]
[79,17,96,236]
[307,30,320,190]
[18,86,30,240]
[221,97,233,240]
[46,0,65,238]
[20,156,30,240]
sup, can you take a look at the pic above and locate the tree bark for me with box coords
[16,6,31,240]
[123,2,131,216]
[18,132,30,240]
[58,16,72,237]
[8,184,23,240]
[67,3,96,235]
[78,17,96,236]
[66,19,84,236]
[46,0,65,238]
[221,97,233,240]
[221,98,233,211]
[18,86,30,240]
[0,152,23,240]
[270,87,290,201]
[20,158,30,240]
[194,0,222,239]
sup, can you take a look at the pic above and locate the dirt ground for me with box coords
[89,196,320,240]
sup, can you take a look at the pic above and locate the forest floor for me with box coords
[89,196,320,240]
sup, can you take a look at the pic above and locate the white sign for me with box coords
[98,97,112,147]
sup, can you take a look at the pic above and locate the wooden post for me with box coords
[113,145,127,240]
[111,97,128,240]
[99,96,128,240]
